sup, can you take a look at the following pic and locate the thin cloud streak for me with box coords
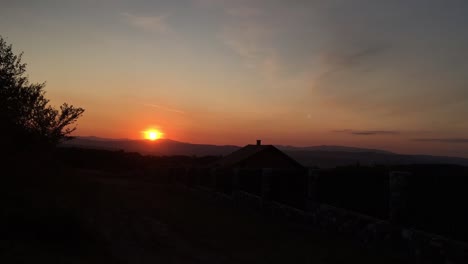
[413,138,468,143]
[334,129,400,136]
[123,12,170,33]
[143,103,185,114]
[226,7,263,18]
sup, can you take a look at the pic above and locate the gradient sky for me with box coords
[1,0,468,157]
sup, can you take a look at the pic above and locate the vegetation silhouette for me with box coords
[0,36,84,151]
[1,37,98,263]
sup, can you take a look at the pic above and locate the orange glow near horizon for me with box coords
[143,129,163,141]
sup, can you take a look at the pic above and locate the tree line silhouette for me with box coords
[0,36,84,152]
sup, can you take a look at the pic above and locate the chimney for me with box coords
[256,139,261,146]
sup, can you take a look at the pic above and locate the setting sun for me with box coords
[143,129,163,141]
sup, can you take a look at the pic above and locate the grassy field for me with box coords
[2,167,407,263]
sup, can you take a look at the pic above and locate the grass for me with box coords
[67,169,405,263]
[2,166,407,263]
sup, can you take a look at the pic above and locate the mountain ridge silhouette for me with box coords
[63,136,468,168]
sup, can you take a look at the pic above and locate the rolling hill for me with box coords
[62,137,468,168]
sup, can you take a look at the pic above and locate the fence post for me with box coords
[389,171,411,225]
[232,168,240,203]
[184,167,190,186]
[186,167,193,186]
[168,167,174,184]
[306,168,319,211]
[210,167,217,191]
[261,168,273,209]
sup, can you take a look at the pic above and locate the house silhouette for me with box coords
[215,140,304,169]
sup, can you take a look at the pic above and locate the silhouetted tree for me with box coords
[0,36,84,149]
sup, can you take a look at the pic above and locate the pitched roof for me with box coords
[216,144,303,168]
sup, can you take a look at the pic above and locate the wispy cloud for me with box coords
[412,138,468,143]
[302,0,468,122]
[143,103,184,114]
[220,13,281,79]
[316,45,387,79]
[334,129,400,136]
[226,7,263,18]
[123,12,169,33]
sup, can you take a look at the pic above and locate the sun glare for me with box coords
[144,129,162,141]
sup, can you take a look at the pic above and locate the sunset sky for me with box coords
[1,0,468,157]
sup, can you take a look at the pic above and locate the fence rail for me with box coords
[149,166,468,263]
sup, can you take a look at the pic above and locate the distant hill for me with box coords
[284,150,468,168]
[63,137,239,156]
[62,137,468,168]
[277,145,393,154]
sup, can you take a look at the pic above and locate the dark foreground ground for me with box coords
[2,166,405,264]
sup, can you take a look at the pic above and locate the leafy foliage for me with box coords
[0,36,84,148]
